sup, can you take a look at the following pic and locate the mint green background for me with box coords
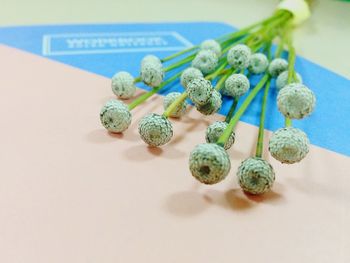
[1,0,349,78]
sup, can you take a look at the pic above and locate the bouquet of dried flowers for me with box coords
[100,0,316,195]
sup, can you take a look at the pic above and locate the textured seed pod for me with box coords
[200,39,221,57]
[140,62,164,87]
[237,157,275,195]
[277,83,316,119]
[269,127,309,164]
[196,89,222,115]
[187,78,213,106]
[268,58,288,77]
[180,67,204,89]
[227,44,251,69]
[111,71,136,99]
[224,73,250,97]
[248,53,269,74]
[205,121,235,150]
[192,50,219,74]
[276,70,303,90]
[163,92,188,118]
[138,113,173,147]
[100,99,132,133]
[189,143,231,185]
[141,55,162,67]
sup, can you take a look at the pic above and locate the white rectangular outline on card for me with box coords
[42,31,193,56]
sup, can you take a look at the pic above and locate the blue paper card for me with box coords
[0,22,349,156]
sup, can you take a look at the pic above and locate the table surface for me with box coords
[0,1,349,263]
[1,0,350,78]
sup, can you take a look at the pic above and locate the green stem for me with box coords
[128,71,182,110]
[225,97,239,123]
[285,118,292,127]
[160,12,284,63]
[214,69,233,91]
[161,46,197,63]
[163,54,196,72]
[285,27,296,127]
[163,91,188,118]
[216,74,269,146]
[255,79,271,158]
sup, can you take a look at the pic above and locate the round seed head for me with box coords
[187,78,213,106]
[100,99,132,133]
[140,62,164,87]
[205,121,235,150]
[276,70,303,90]
[196,89,222,115]
[163,92,188,118]
[224,73,250,97]
[269,127,309,164]
[111,71,136,99]
[268,58,288,77]
[237,157,275,195]
[141,55,162,67]
[227,44,251,69]
[248,53,269,74]
[277,83,316,119]
[192,50,219,74]
[189,143,231,185]
[138,113,173,147]
[180,67,203,89]
[200,39,221,57]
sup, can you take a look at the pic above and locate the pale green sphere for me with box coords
[196,89,222,115]
[200,39,221,57]
[138,113,173,147]
[141,55,162,67]
[224,73,250,97]
[237,157,275,195]
[248,53,269,74]
[187,78,213,106]
[180,67,203,89]
[268,58,288,77]
[192,50,219,74]
[163,92,188,118]
[189,143,231,185]
[227,44,251,69]
[276,70,302,90]
[111,71,136,99]
[205,121,235,150]
[140,62,164,87]
[269,127,309,164]
[100,99,132,133]
[277,83,316,119]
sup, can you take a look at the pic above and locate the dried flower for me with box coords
[111,71,136,99]
[223,73,250,97]
[189,143,231,184]
[187,78,213,106]
[276,70,302,90]
[163,92,188,118]
[269,127,309,164]
[248,53,269,74]
[200,39,222,57]
[268,58,288,77]
[205,121,235,150]
[277,83,316,119]
[138,113,173,146]
[227,44,251,69]
[196,89,222,115]
[180,67,203,89]
[100,99,131,133]
[192,50,219,74]
[237,157,275,194]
